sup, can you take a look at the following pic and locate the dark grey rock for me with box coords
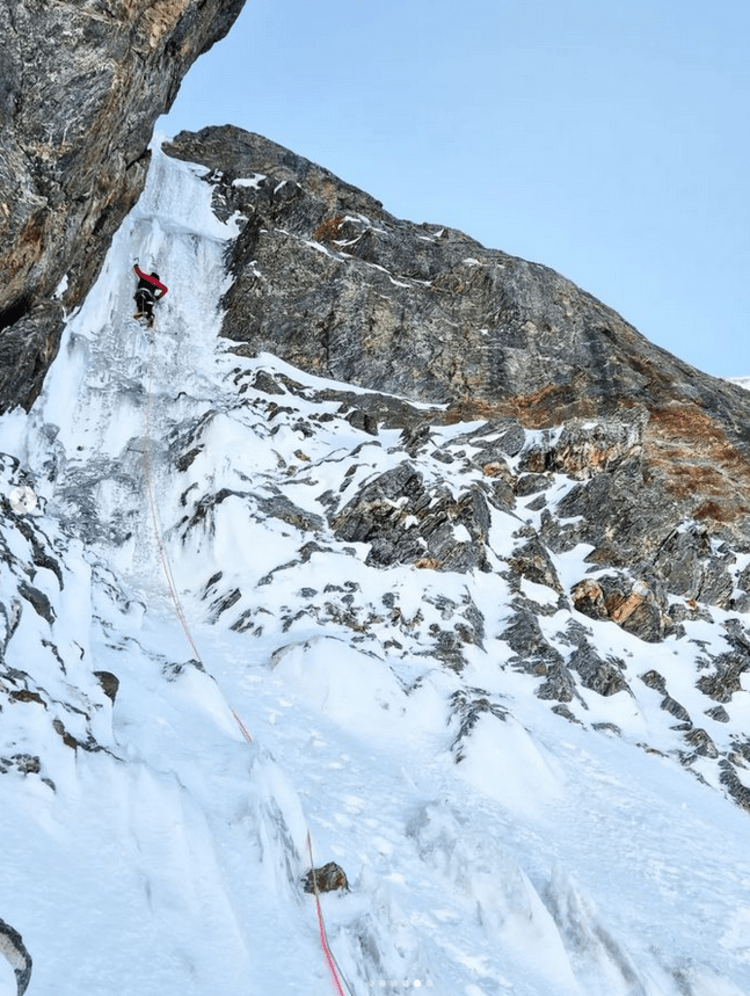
[509,537,563,596]
[94,671,119,704]
[661,695,692,724]
[651,526,734,606]
[538,507,590,555]
[568,646,629,698]
[719,759,750,812]
[638,669,694,722]
[302,861,349,894]
[256,495,324,533]
[705,705,730,723]
[697,658,747,703]
[0,915,32,995]
[10,754,40,775]
[345,408,379,436]
[683,727,718,759]
[449,689,509,761]
[0,0,247,413]
[250,369,286,395]
[332,462,491,572]
[501,605,568,688]
[17,581,54,625]
[536,662,578,703]
[551,703,581,724]
[418,591,485,672]
[639,669,666,693]
[515,473,550,497]
[696,620,750,703]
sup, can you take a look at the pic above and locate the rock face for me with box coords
[163,125,750,535]
[0,0,247,413]
[332,461,493,573]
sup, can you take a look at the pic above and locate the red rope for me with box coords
[145,331,351,993]
[232,709,253,743]
[143,333,203,663]
[307,832,347,996]
[143,332,254,749]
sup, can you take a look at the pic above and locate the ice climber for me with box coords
[133,263,168,328]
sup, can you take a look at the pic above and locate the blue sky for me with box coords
[162,0,749,378]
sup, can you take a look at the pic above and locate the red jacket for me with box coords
[133,265,168,299]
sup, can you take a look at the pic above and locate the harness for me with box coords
[136,281,157,303]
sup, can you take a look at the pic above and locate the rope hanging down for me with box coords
[143,333,202,660]
[142,332,251,745]
[142,329,355,992]
[306,831,352,996]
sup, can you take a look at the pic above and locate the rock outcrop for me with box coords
[0,0,247,413]
[302,862,349,894]
[0,916,32,996]
[162,126,750,537]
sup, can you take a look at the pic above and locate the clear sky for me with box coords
[161,0,749,378]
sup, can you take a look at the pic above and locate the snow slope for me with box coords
[1,140,750,995]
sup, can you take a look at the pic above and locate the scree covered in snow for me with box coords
[1,139,750,996]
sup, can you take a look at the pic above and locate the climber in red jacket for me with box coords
[133,263,168,328]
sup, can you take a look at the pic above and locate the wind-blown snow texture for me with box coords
[1,141,750,995]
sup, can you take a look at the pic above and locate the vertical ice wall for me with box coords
[26,140,242,583]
